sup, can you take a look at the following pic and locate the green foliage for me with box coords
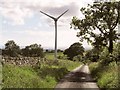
[45,52,65,60]
[21,44,44,57]
[45,49,63,53]
[112,42,120,62]
[3,64,42,88]
[99,42,120,65]
[2,40,45,58]
[89,43,120,89]
[34,65,69,81]
[58,60,81,71]
[85,48,101,62]
[0,63,2,90]
[45,52,55,60]
[45,49,54,53]
[73,55,83,62]
[71,2,120,53]
[97,62,118,88]
[64,42,84,60]
[2,53,80,88]
[44,52,81,70]
[0,49,2,55]
[89,62,118,89]
[57,49,63,52]
[89,62,100,80]
[2,40,20,57]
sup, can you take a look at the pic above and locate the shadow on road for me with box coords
[59,65,96,83]
[55,65,99,89]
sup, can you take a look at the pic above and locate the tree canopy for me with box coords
[3,40,20,57]
[2,40,44,58]
[21,44,44,57]
[63,42,84,60]
[71,2,120,53]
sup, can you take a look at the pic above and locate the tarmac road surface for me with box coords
[55,64,99,90]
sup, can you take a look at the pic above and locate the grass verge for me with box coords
[2,58,80,88]
[89,61,119,89]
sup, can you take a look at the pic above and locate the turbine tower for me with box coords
[40,9,69,60]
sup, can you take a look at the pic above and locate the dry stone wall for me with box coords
[1,56,44,66]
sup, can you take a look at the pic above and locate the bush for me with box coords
[73,55,82,62]
[99,43,120,65]
[2,40,21,57]
[21,44,44,58]
[35,65,69,81]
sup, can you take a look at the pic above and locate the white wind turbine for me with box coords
[40,9,69,60]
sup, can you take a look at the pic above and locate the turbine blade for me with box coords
[57,9,69,19]
[40,11,55,20]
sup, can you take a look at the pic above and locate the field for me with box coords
[2,52,81,88]
[1,48,119,89]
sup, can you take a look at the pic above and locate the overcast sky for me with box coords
[0,0,95,49]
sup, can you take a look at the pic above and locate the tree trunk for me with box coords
[108,39,113,53]
[108,27,114,54]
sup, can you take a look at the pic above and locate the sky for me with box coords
[0,0,95,50]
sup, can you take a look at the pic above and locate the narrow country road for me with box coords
[55,64,99,89]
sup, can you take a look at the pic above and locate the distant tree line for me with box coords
[45,49,63,53]
[2,40,44,57]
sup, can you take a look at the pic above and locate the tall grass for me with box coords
[89,61,118,89]
[0,63,2,90]
[2,52,81,88]
[45,52,64,60]
[89,43,119,89]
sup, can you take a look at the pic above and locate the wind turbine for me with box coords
[40,9,69,61]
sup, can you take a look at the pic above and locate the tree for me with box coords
[63,42,84,60]
[3,40,20,57]
[57,49,63,52]
[71,2,120,53]
[73,54,83,62]
[21,44,44,57]
[98,42,120,65]
[0,48,2,55]
[85,48,100,62]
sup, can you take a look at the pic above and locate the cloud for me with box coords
[39,3,79,27]
[41,2,79,17]
[0,0,81,26]
[0,0,93,26]
[0,0,34,25]
[38,0,92,27]
[1,0,93,49]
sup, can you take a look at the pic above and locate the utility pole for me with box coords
[40,9,68,60]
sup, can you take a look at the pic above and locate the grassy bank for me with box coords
[2,53,81,88]
[89,43,119,89]
[89,61,119,89]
